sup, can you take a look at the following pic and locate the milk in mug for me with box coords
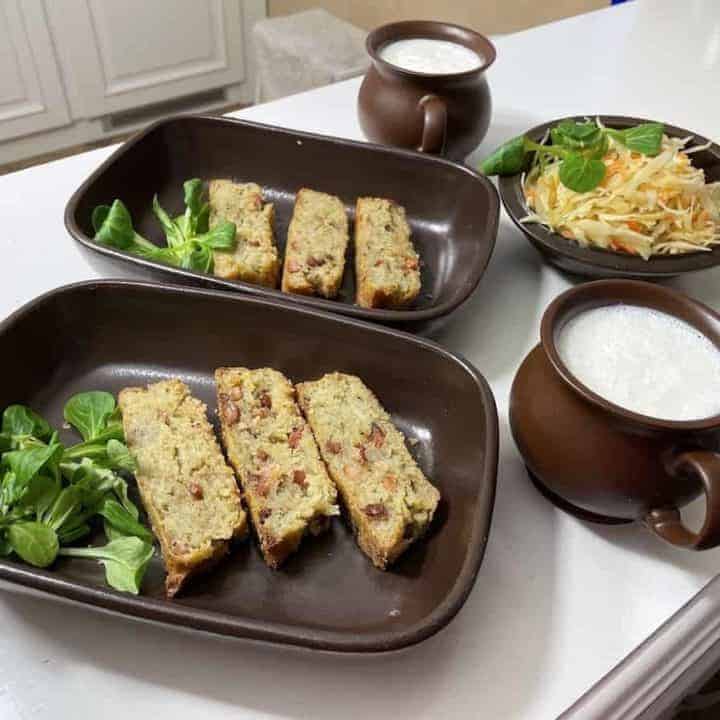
[379,38,483,74]
[557,304,720,421]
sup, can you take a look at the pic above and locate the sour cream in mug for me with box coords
[379,38,483,74]
[557,304,720,421]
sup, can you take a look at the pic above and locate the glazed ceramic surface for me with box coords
[0,280,498,652]
[64,115,499,334]
[499,116,720,280]
[358,21,496,160]
[510,280,720,549]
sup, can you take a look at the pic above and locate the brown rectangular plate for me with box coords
[0,280,498,652]
[63,114,499,333]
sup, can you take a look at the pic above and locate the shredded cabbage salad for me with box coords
[522,130,720,259]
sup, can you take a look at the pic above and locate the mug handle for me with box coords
[417,95,447,154]
[645,450,720,550]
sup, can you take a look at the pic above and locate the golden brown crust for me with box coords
[354,197,421,309]
[215,367,339,568]
[209,180,280,287]
[296,372,439,569]
[164,540,229,598]
[118,379,247,596]
[281,188,349,298]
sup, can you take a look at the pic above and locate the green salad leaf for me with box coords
[479,135,532,176]
[91,202,132,249]
[64,391,117,443]
[2,441,63,508]
[8,521,59,567]
[606,122,664,156]
[184,243,212,273]
[197,221,238,250]
[0,391,153,594]
[57,520,92,545]
[2,405,52,441]
[62,393,133,474]
[98,498,152,542]
[61,458,138,519]
[17,472,61,519]
[551,120,603,149]
[106,438,136,472]
[93,179,237,275]
[181,178,210,236]
[103,519,124,542]
[559,154,607,193]
[60,536,154,595]
[479,118,665,193]
[44,485,83,531]
[152,195,185,249]
[92,200,162,259]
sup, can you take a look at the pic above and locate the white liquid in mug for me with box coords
[556,304,720,421]
[379,38,483,74]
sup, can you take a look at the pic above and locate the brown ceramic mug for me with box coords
[510,280,720,550]
[357,21,496,161]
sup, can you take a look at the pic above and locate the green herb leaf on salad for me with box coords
[558,154,607,193]
[606,122,664,156]
[479,135,533,177]
[479,118,666,193]
[551,120,603,149]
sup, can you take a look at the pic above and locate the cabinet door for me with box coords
[47,0,250,119]
[0,0,70,142]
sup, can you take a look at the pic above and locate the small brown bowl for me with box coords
[510,280,720,550]
[498,116,720,280]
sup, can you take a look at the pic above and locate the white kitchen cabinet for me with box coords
[0,0,71,142]
[0,0,265,165]
[46,0,255,119]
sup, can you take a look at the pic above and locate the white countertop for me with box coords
[1,1,720,718]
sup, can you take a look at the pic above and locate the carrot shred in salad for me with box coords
[522,130,720,259]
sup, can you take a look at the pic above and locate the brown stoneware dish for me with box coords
[499,116,720,279]
[358,21,496,160]
[64,114,499,335]
[0,280,498,652]
[510,280,720,549]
